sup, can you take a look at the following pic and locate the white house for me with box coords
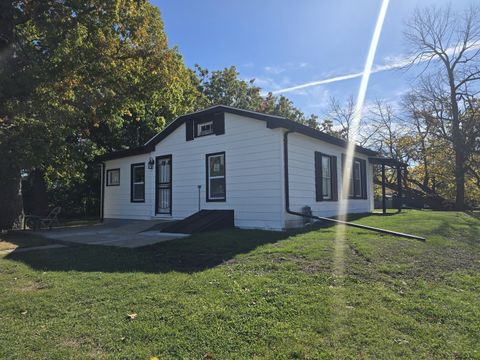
[98,105,379,230]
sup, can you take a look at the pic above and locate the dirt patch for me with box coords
[266,253,333,274]
[16,280,50,292]
[0,241,19,251]
[60,337,107,358]
[404,246,480,280]
[347,240,480,282]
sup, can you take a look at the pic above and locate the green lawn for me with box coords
[1,211,479,359]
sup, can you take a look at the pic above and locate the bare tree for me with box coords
[404,4,480,210]
[323,96,375,146]
[402,93,434,189]
[368,99,406,160]
[324,96,356,141]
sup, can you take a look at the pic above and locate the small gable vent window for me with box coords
[197,121,214,136]
[186,113,225,141]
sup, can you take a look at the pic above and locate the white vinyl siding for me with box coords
[285,132,373,228]
[103,113,285,229]
[103,112,374,230]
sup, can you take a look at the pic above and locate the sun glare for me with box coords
[334,0,390,281]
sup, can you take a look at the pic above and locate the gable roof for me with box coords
[97,105,377,161]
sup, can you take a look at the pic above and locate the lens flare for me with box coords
[334,0,390,282]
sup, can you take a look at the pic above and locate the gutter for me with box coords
[283,131,425,241]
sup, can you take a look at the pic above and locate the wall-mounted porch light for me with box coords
[148,157,155,169]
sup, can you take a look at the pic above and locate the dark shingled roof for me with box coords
[97,105,378,161]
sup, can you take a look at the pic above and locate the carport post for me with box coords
[381,164,386,215]
[397,165,402,212]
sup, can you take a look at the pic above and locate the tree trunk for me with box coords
[454,147,465,210]
[30,169,49,216]
[0,164,24,230]
[447,68,465,210]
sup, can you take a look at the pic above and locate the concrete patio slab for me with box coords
[37,220,189,248]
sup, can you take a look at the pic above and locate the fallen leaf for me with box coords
[126,313,137,320]
[21,310,28,315]
[203,352,214,359]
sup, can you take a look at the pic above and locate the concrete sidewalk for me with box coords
[37,219,189,248]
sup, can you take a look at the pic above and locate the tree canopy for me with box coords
[0,0,202,228]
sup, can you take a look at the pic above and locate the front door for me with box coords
[156,155,172,214]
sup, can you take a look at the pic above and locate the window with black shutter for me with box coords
[343,155,367,199]
[315,152,338,201]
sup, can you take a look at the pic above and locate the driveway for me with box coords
[37,219,188,248]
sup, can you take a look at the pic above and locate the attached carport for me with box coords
[368,157,407,215]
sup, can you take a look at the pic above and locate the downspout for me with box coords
[283,131,425,241]
[100,162,105,222]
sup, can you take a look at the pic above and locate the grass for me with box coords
[0,210,479,359]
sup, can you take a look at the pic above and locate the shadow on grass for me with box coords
[0,231,55,251]
[4,213,375,274]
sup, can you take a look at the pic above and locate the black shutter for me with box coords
[213,112,225,135]
[331,156,338,201]
[361,159,367,199]
[315,152,323,201]
[185,119,194,141]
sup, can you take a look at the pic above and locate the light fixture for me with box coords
[148,157,154,169]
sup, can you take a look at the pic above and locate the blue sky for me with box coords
[154,0,472,116]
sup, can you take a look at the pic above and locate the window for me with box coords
[131,163,145,202]
[322,156,332,200]
[197,121,214,136]
[106,169,120,186]
[344,156,366,199]
[353,160,362,197]
[315,152,337,201]
[186,114,225,141]
[206,152,226,201]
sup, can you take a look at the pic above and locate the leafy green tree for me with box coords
[0,0,202,229]
[195,65,263,110]
[195,65,324,129]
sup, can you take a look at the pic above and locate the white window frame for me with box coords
[106,169,120,186]
[351,160,362,198]
[207,152,225,201]
[322,156,332,200]
[131,163,145,202]
[197,121,214,136]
